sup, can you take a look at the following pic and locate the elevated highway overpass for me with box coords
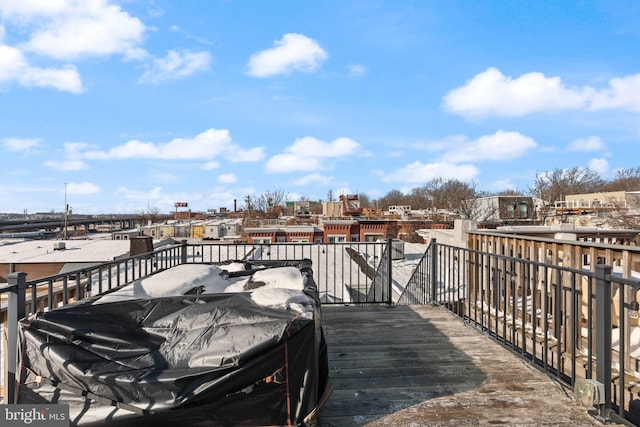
[0,215,140,235]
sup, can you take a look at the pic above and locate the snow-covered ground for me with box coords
[242,242,428,303]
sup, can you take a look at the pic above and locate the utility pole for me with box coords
[63,183,68,240]
[245,195,252,221]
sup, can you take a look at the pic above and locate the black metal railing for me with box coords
[10,235,640,423]
[398,238,640,425]
[1,239,394,403]
[181,240,394,304]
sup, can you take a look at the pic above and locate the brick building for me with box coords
[244,226,323,244]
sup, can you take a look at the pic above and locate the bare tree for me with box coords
[357,192,373,209]
[532,167,605,202]
[136,206,163,226]
[376,189,408,209]
[243,195,253,215]
[251,189,288,219]
[604,167,640,192]
[408,186,430,210]
[423,178,478,214]
[531,167,605,223]
[602,199,640,230]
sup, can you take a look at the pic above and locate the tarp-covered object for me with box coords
[18,261,330,426]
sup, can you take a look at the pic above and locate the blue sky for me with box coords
[1,0,640,214]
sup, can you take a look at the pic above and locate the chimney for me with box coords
[234,199,237,212]
[130,236,154,256]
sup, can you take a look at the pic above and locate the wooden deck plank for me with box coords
[317,304,620,427]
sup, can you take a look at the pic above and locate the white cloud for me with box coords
[150,171,181,184]
[246,33,328,77]
[588,158,609,175]
[83,128,264,163]
[229,146,266,162]
[43,159,88,171]
[115,186,163,202]
[139,50,211,83]
[489,178,518,192]
[285,192,302,201]
[441,130,537,163]
[293,173,332,186]
[0,0,147,61]
[567,136,605,152]
[0,45,83,92]
[265,136,361,173]
[589,73,640,112]
[378,130,537,186]
[0,0,67,17]
[67,181,100,195]
[444,68,640,118]
[201,161,220,170]
[42,142,90,170]
[349,64,367,78]
[63,141,93,154]
[115,186,209,212]
[333,187,354,197]
[218,173,237,184]
[21,64,84,92]
[443,68,588,117]
[381,161,480,183]
[115,186,174,210]
[2,137,41,153]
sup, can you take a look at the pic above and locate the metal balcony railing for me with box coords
[1,239,395,404]
[5,236,640,424]
[398,238,640,425]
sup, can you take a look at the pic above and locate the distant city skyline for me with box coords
[2,1,640,214]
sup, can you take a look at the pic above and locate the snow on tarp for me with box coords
[18,260,330,426]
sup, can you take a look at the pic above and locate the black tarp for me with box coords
[17,262,330,426]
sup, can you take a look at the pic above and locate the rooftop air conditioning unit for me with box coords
[53,242,66,251]
[574,378,605,407]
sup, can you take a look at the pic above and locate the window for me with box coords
[518,203,528,218]
[328,235,346,243]
[506,204,515,216]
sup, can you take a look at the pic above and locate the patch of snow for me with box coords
[250,287,314,315]
[92,263,313,313]
[93,264,245,304]
[250,266,306,290]
[222,262,250,273]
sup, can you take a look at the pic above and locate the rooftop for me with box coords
[0,237,132,264]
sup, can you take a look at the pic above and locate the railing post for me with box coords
[5,272,27,404]
[181,239,188,264]
[595,264,612,421]
[430,238,437,304]
[387,238,393,305]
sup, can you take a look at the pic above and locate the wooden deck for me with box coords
[317,304,621,427]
